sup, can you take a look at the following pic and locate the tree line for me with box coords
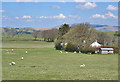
[2,23,118,46]
[55,23,118,53]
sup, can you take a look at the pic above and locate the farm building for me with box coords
[90,40,101,47]
[99,48,114,54]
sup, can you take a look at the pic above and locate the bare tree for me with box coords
[32,30,40,41]
[42,28,58,42]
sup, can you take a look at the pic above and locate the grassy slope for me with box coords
[2,41,118,80]
[105,31,116,35]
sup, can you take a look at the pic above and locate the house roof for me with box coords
[90,40,101,47]
[100,48,114,51]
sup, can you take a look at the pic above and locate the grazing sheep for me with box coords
[60,51,62,53]
[80,64,85,67]
[79,51,81,53]
[11,62,16,65]
[12,49,14,52]
[9,63,12,66]
[74,51,77,53]
[21,56,23,60]
[26,51,28,54]
[66,52,68,53]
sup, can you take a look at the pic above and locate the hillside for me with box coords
[53,24,118,32]
[1,23,118,35]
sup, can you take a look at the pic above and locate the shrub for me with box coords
[65,42,78,52]
[81,46,97,54]
[55,40,63,50]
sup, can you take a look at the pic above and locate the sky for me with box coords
[1,1,118,28]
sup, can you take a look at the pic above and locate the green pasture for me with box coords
[2,34,44,41]
[2,41,118,80]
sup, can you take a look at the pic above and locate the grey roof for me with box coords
[100,48,114,51]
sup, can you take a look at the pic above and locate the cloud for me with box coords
[15,17,19,19]
[58,0,65,3]
[106,5,117,11]
[53,14,66,19]
[22,15,31,19]
[40,16,48,19]
[34,0,39,3]
[92,14,105,19]
[74,0,86,2]
[16,0,33,2]
[105,11,117,19]
[0,10,5,13]
[76,2,97,9]
[51,5,60,9]
[68,15,80,19]
[15,16,31,19]
[92,12,117,19]
[39,13,66,19]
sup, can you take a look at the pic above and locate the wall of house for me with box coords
[108,51,114,54]
[100,50,114,54]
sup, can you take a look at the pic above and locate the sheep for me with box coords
[79,51,81,53]
[60,51,62,53]
[74,51,77,53]
[26,50,28,54]
[11,62,16,65]
[21,56,23,60]
[66,52,68,53]
[80,64,85,67]
[12,49,13,51]
[9,63,12,66]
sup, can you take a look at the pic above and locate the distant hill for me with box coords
[95,26,118,32]
[70,24,118,32]
[2,23,118,34]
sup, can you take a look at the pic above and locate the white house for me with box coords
[90,40,101,47]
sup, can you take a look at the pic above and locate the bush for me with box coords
[55,40,63,50]
[81,46,97,54]
[65,42,78,52]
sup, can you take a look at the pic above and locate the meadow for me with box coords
[2,34,44,41]
[2,41,118,80]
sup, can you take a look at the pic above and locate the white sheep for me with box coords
[74,51,77,53]
[60,51,62,53]
[26,50,28,54]
[79,51,81,53]
[80,64,85,67]
[11,62,16,65]
[21,56,23,60]
[9,63,12,66]
[12,49,14,52]
[66,52,68,53]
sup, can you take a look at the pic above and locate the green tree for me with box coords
[63,23,97,48]
[97,32,111,46]
[57,24,70,40]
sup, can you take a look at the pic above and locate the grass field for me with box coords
[2,34,44,41]
[2,41,118,80]
[105,31,116,35]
